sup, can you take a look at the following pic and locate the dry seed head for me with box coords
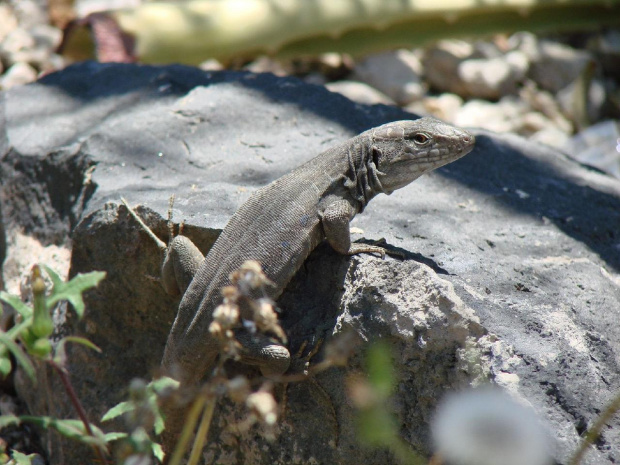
[221,285,239,302]
[253,298,287,343]
[227,376,251,403]
[246,391,278,426]
[230,260,274,290]
[212,302,240,329]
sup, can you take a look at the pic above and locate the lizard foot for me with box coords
[352,238,406,259]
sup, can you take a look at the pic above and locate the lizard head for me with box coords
[369,117,476,193]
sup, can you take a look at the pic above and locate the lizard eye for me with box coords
[411,133,430,145]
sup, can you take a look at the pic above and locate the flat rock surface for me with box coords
[1,62,620,464]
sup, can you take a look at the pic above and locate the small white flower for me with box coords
[432,388,552,465]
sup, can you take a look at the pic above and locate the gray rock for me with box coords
[564,120,620,179]
[453,97,529,133]
[524,38,593,94]
[405,93,463,124]
[2,62,620,465]
[457,51,529,99]
[423,40,475,96]
[425,39,528,100]
[352,49,426,105]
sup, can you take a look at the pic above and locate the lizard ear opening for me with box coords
[372,124,405,141]
[371,145,382,167]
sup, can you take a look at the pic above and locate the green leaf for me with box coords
[0,292,32,319]
[148,377,179,435]
[19,416,108,448]
[150,376,180,394]
[6,317,33,340]
[0,356,12,378]
[0,414,20,428]
[152,442,165,462]
[43,267,106,319]
[11,450,35,465]
[101,401,133,422]
[104,432,128,442]
[0,332,35,383]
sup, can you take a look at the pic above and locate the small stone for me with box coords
[0,27,36,64]
[30,23,62,50]
[423,40,476,96]
[0,4,18,42]
[457,51,528,99]
[530,127,571,149]
[408,93,463,123]
[325,80,395,106]
[352,49,427,105]
[0,62,38,89]
[519,83,573,134]
[199,58,224,71]
[10,0,48,30]
[454,97,528,133]
[525,39,593,93]
[557,76,606,127]
[563,120,620,179]
[244,56,290,76]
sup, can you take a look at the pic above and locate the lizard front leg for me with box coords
[321,199,388,258]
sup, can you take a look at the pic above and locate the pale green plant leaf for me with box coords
[0,292,32,319]
[104,432,128,442]
[0,332,35,382]
[101,401,133,422]
[43,266,106,318]
[19,416,108,448]
[10,450,36,465]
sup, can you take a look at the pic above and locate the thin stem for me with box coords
[187,395,216,465]
[168,393,208,465]
[570,390,620,465]
[49,360,108,464]
[120,197,167,251]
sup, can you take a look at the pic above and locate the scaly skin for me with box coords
[126,117,475,449]
[162,117,475,386]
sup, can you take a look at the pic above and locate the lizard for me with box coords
[123,116,475,444]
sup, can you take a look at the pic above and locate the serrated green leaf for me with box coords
[104,432,128,442]
[0,414,20,428]
[43,267,106,319]
[0,292,32,319]
[101,401,134,422]
[152,442,165,462]
[11,450,35,465]
[0,332,35,383]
